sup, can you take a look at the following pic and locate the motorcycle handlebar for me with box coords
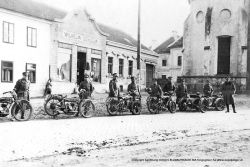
[3,91,12,95]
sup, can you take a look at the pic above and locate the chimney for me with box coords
[149,40,157,50]
[172,31,178,41]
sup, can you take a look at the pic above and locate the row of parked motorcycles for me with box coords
[146,88,225,114]
[0,87,225,121]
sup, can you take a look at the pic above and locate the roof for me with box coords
[168,36,183,49]
[0,0,151,51]
[153,37,176,54]
[0,0,66,21]
[97,23,150,51]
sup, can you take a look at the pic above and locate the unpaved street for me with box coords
[0,108,250,167]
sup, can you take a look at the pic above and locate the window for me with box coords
[57,53,72,82]
[128,60,133,76]
[108,57,113,74]
[1,61,13,82]
[91,49,102,55]
[26,63,36,83]
[162,60,167,67]
[178,56,182,66]
[162,75,167,79]
[27,27,37,47]
[3,22,14,44]
[119,59,124,76]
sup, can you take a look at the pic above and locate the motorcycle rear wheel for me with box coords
[79,100,95,118]
[11,100,33,121]
[44,97,60,116]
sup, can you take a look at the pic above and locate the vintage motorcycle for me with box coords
[146,88,176,114]
[44,89,95,118]
[106,90,141,116]
[0,91,33,121]
[199,93,225,112]
[177,92,203,112]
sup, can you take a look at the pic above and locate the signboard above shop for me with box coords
[62,30,99,45]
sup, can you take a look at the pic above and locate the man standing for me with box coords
[176,79,188,100]
[149,78,162,97]
[109,73,118,97]
[203,79,214,97]
[13,72,30,101]
[78,74,93,99]
[162,76,176,94]
[222,76,236,113]
[127,76,139,100]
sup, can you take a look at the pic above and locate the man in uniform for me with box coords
[109,73,118,97]
[149,78,162,97]
[11,72,30,120]
[78,74,94,99]
[203,79,214,97]
[222,76,236,113]
[162,76,176,94]
[127,76,140,101]
[176,79,188,103]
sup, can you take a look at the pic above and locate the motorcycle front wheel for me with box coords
[147,98,157,114]
[168,101,177,113]
[11,100,33,121]
[79,100,95,118]
[199,99,208,113]
[106,98,118,116]
[132,101,141,115]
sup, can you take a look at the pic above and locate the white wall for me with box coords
[0,9,51,97]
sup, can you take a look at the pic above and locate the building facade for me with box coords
[0,0,158,96]
[154,34,183,83]
[183,0,250,93]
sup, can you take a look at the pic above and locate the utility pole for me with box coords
[247,0,250,91]
[137,0,141,88]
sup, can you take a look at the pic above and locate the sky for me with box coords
[34,0,190,49]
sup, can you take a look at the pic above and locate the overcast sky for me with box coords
[34,0,190,49]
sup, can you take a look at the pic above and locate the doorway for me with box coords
[77,52,86,85]
[146,64,154,87]
[217,36,231,74]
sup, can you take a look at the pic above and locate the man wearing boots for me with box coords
[176,79,188,103]
[162,76,176,94]
[203,79,214,97]
[222,76,236,113]
[109,73,118,97]
[78,74,94,99]
[127,76,139,101]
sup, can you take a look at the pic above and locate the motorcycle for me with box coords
[0,91,33,121]
[199,93,225,112]
[177,92,203,112]
[44,89,95,118]
[106,90,141,116]
[146,88,176,114]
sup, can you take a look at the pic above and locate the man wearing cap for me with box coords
[78,74,93,99]
[163,76,176,94]
[127,76,140,101]
[109,73,118,97]
[176,79,187,100]
[13,72,30,101]
[149,78,162,97]
[222,76,236,113]
[203,79,214,97]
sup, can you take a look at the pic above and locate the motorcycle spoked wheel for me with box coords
[79,100,95,118]
[11,100,33,121]
[199,99,208,113]
[131,101,142,115]
[168,101,177,113]
[215,99,225,111]
[179,100,187,111]
[147,98,158,114]
[44,97,61,116]
[106,98,119,116]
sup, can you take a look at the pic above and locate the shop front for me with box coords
[50,9,108,94]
